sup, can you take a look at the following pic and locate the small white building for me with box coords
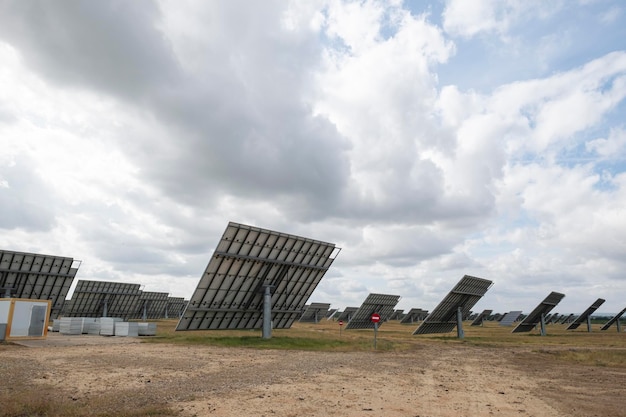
[0,298,51,341]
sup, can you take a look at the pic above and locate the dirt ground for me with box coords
[2,333,625,417]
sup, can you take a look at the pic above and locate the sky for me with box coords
[1,0,626,317]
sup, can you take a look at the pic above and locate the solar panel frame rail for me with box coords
[413,275,493,337]
[176,222,340,335]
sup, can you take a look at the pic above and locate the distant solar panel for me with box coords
[414,275,493,336]
[499,311,523,326]
[600,307,626,331]
[176,222,339,331]
[567,298,605,330]
[131,291,170,319]
[470,309,493,326]
[336,307,358,322]
[299,302,331,323]
[345,293,401,330]
[559,313,574,324]
[512,292,565,334]
[326,308,338,319]
[64,280,142,319]
[389,309,404,321]
[0,249,80,318]
[166,297,188,318]
[400,308,429,324]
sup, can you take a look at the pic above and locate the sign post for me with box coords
[338,320,343,336]
[371,313,381,350]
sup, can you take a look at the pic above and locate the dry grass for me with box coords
[2,317,624,417]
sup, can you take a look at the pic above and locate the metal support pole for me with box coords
[165,304,169,319]
[262,285,272,339]
[617,318,621,333]
[586,315,592,332]
[373,322,378,350]
[456,307,464,339]
[103,300,108,317]
[142,301,148,321]
[540,314,546,336]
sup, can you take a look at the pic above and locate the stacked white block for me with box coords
[86,318,101,335]
[115,322,139,337]
[59,317,83,335]
[99,317,121,336]
[137,322,157,336]
[81,318,99,334]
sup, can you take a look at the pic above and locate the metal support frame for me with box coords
[540,313,546,336]
[456,306,464,339]
[586,315,592,332]
[262,285,273,339]
[617,318,622,333]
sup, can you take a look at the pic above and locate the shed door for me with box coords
[28,305,47,336]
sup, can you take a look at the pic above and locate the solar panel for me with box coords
[400,308,429,324]
[131,291,170,319]
[413,275,493,336]
[166,297,188,319]
[299,302,331,323]
[176,222,339,332]
[0,249,80,318]
[470,309,493,326]
[512,292,565,334]
[566,298,605,330]
[600,307,626,331]
[389,309,404,320]
[336,307,358,322]
[326,308,338,319]
[344,293,401,330]
[499,311,523,326]
[560,313,574,324]
[64,280,142,320]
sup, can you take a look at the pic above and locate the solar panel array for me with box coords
[345,293,401,330]
[566,298,606,330]
[400,308,429,324]
[176,222,339,331]
[131,291,170,319]
[299,302,331,323]
[63,280,142,319]
[600,307,626,331]
[389,309,404,320]
[499,311,523,326]
[512,292,565,333]
[336,307,358,322]
[0,250,80,318]
[414,275,493,335]
[470,309,493,326]
[166,297,188,318]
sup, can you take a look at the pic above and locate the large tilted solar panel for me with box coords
[344,293,401,330]
[566,298,605,330]
[64,280,142,319]
[499,311,523,326]
[400,308,429,324]
[299,302,331,323]
[512,292,565,333]
[166,297,188,318]
[413,275,493,335]
[176,222,339,331]
[336,307,358,322]
[130,291,170,319]
[600,307,626,331]
[470,309,493,326]
[0,249,80,318]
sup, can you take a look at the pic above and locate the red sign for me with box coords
[371,313,381,323]
[338,320,344,326]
